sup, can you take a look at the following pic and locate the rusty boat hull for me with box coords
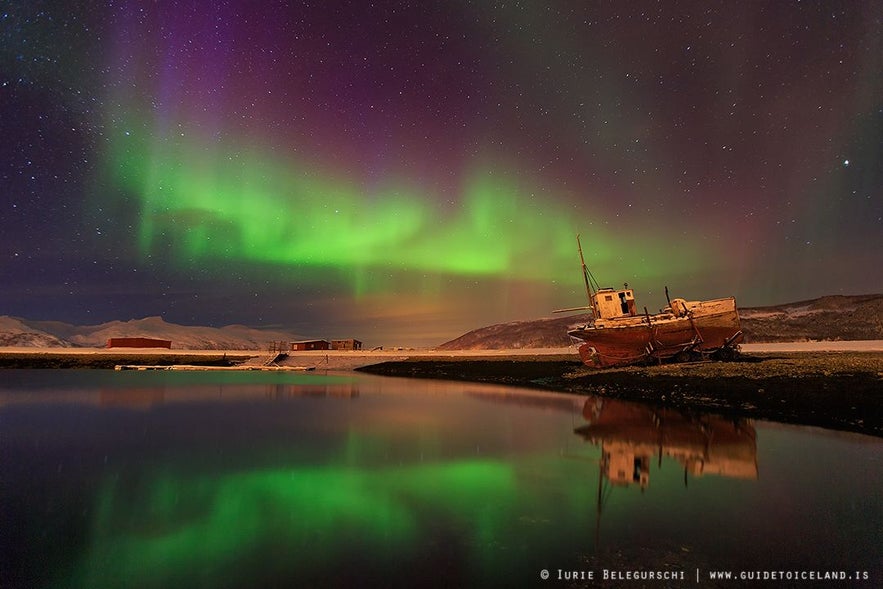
[569,297,743,368]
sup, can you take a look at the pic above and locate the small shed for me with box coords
[290,339,331,351]
[331,339,363,351]
[106,337,172,349]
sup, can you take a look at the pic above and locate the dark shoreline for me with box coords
[357,352,883,439]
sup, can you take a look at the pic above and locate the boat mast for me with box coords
[552,233,603,317]
[577,234,601,319]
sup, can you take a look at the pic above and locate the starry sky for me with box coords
[2,1,882,346]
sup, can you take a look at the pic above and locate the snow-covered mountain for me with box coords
[0,316,304,350]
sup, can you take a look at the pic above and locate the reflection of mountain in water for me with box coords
[574,396,757,489]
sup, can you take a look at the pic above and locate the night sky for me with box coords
[2,1,882,346]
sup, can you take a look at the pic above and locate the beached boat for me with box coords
[555,236,743,368]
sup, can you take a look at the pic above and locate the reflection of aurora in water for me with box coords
[4,371,882,589]
[68,461,514,589]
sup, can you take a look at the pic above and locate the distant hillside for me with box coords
[438,294,883,350]
[0,317,74,348]
[437,313,592,350]
[739,294,883,342]
[0,316,304,350]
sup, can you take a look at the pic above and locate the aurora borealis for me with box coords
[2,1,882,345]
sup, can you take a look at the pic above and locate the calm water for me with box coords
[1,370,881,588]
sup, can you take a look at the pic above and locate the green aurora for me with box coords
[102,122,709,299]
[4,0,881,341]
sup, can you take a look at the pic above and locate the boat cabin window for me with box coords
[619,292,629,314]
[605,295,613,301]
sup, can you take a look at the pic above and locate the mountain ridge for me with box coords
[0,316,305,350]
